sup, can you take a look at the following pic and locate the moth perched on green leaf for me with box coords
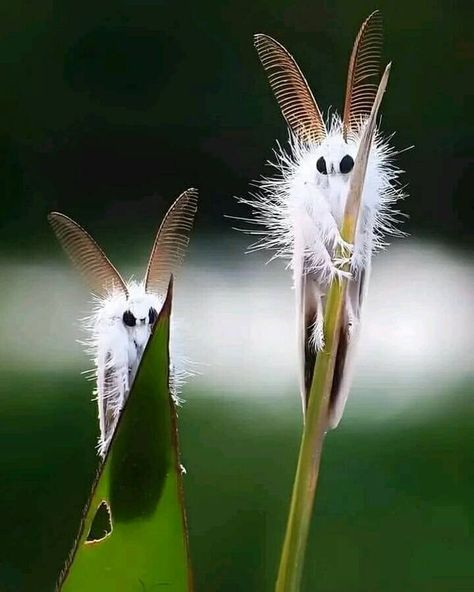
[243,12,406,426]
[49,189,198,455]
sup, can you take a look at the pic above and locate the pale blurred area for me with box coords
[1,236,472,427]
[0,1,471,588]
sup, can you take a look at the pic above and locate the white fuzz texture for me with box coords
[240,115,405,284]
[81,281,175,456]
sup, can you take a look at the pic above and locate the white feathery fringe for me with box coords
[238,114,406,283]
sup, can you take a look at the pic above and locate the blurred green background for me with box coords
[0,0,473,591]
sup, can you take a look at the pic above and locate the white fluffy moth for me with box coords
[244,11,405,427]
[48,188,198,456]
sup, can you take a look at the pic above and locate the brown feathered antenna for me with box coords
[48,212,128,298]
[144,188,198,298]
[254,34,327,144]
[343,11,383,139]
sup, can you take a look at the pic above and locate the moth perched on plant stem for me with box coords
[244,11,405,427]
[48,188,198,456]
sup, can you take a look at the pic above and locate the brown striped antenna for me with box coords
[343,11,384,138]
[48,212,128,298]
[254,33,327,144]
[144,188,198,298]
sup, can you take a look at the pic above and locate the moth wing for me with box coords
[97,358,126,456]
[144,188,198,298]
[97,356,118,454]
[48,212,128,298]
[327,266,370,428]
[96,325,130,456]
[303,277,322,414]
[343,10,383,138]
[295,256,308,414]
[295,257,324,419]
[254,33,326,144]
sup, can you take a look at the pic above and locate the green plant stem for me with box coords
[275,279,346,592]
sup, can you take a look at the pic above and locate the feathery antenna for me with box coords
[343,10,383,139]
[48,212,128,298]
[254,33,327,144]
[144,188,198,298]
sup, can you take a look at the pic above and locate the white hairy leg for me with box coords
[292,205,351,284]
[308,279,325,351]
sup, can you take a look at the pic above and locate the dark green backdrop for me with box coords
[0,0,472,249]
[0,1,472,591]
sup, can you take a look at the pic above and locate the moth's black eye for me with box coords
[316,156,328,175]
[339,154,354,174]
[148,307,158,325]
[122,310,136,327]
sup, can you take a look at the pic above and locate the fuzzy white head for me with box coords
[49,188,198,456]
[92,282,162,374]
[313,134,357,215]
[96,282,162,350]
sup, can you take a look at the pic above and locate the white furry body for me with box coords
[243,116,404,427]
[48,188,198,456]
[85,282,163,456]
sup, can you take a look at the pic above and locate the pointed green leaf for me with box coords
[59,282,192,592]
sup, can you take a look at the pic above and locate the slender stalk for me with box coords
[275,279,345,592]
[275,65,391,592]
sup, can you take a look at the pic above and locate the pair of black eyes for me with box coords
[122,308,158,327]
[316,155,354,175]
